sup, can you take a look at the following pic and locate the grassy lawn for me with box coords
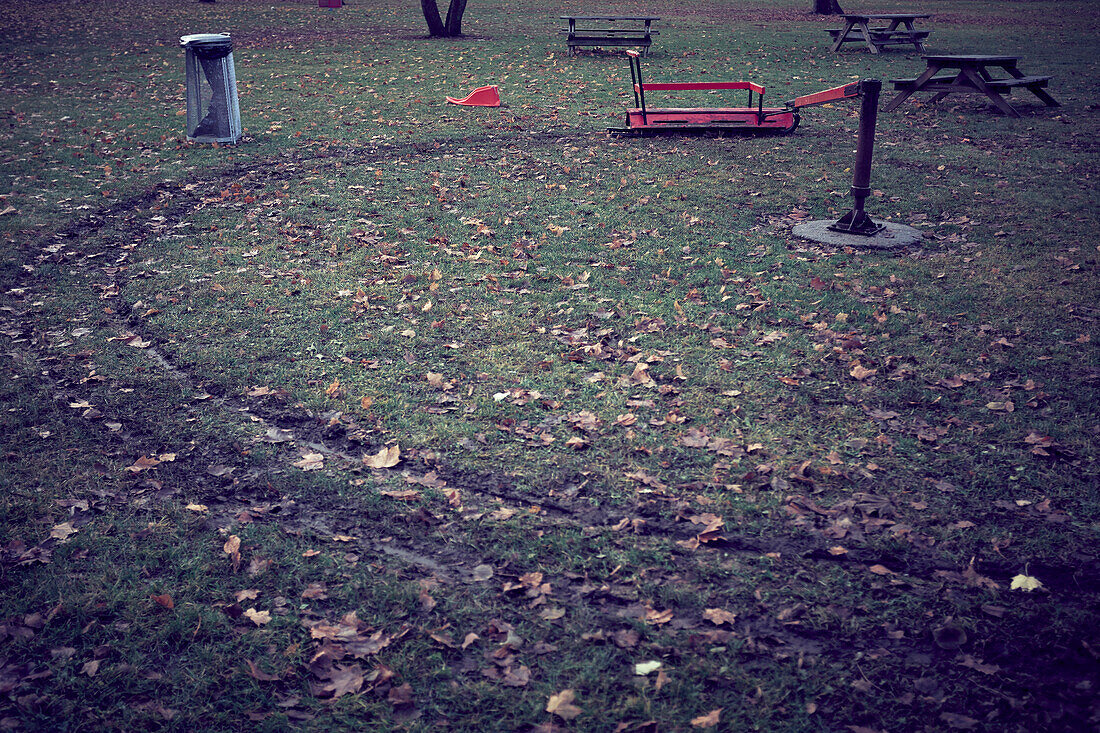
[1,0,1098,729]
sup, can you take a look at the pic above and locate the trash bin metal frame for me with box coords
[181,33,243,144]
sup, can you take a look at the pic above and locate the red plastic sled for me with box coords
[610,51,860,135]
[446,84,501,107]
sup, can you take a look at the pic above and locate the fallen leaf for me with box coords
[546,689,582,720]
[363,444,401,469]
[849,363,878,381]
[184,503,208,513]
[634,660,662,676]
[150,594,174,610]
[940,712,979,730]
[301,583,328,600]
[223,535,241,555]
[318,664,364,699]
[126,455,160,473]
[471,564,494,582]
[235,589,260,602]
[50,522,78,541]
[501,665,531,687]
[702,608,737,626]
[1010,574,1043,592]
[243,608,271,626]
[293,453,324,471]
[691,709,722,728]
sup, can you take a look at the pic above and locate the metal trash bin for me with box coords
[180,33,242,144]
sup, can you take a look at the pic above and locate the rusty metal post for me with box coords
[829,78,885,236]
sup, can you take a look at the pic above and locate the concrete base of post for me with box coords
[792,219,922,249]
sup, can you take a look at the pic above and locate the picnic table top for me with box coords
[921,54,1020,64]
[841,12,931,20]
[560,15,660,21]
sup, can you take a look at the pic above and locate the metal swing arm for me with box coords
[787,82,862,111]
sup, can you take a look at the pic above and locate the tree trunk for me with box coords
[813,0,844,14]
[444,0,468,36]
[421,0,447,37]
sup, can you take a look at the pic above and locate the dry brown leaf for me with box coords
[223,535,241,555]
[301,583,328,600]
[126,455,160,473]
[691,709,722,728]
[363,444,401,469]
[50,522,78,541]
[849,363,878,381]
[150,594,174,610]
[702,608,737,626]
[244,608,271,626]
[293,452,324,471]
[471,564,494,582]
[546,689,582,720]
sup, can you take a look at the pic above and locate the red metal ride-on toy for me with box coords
[610,50,863,135]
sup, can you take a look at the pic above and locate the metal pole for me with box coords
[829,79,885,236]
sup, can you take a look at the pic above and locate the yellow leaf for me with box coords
[363,444,401,469]
[546,689,582,720]
[185,503,208,513]
[634,660,662,675]
[1010,574,1043,592]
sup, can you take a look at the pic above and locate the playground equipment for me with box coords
[609,50,862,135]
[446,85,501,107]
[793,78,922,248]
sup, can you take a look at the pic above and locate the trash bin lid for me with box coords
[180,33,232,49]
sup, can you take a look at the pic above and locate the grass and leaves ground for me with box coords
[1,0,1098,730]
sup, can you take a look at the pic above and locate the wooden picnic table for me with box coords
[560,15,660,56]
[884,55,1060,117]
[827,13,931,54]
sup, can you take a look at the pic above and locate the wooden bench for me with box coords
[560,16,659,56]
[889,74,957,90]
[890,74,1052,93]
[884,56,1059,117]
[828,13,931,54]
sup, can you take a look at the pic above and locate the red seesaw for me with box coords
[609,50,862,135]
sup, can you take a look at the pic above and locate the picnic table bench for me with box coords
[827,13,931,54]
[560,15,659,56]
[884,55,1060,117]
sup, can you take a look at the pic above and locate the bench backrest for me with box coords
[639,81,767,95]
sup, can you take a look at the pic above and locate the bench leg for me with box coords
[883,64,941,112]
[1028,86,1061,107]
[831,22,856,52]
[859,23,880,54]
[959,68,1021,117]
